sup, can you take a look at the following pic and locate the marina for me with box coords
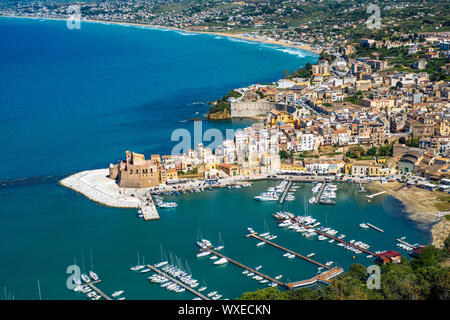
[199,247,288,289]
[275,215,377,257]
[246,233,330,270]
[87,281,113,301]
[279,180,293,204]
[145,264,211,300]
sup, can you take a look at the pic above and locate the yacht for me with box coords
[256,241,265,247]
[325,261,333,266]
[213,258,228,265]
[111,290,124,298]
[275,275,283,280]
[198,286,207,292]
[81,274,90,283]
[209,255,218,260]
[207,291,218,297]
[255,265,262,271]
[196,251,210,258]
[89,271,98,281]
[154,261,168,268]
[359,223,369,229]
[307,253,315,258]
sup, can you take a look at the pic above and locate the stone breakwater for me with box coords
[60,169,141,208]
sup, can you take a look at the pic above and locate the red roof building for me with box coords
[375,250,401,265]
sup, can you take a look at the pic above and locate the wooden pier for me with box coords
[200,247,342,291]
[396,238,415,249]
[279,180,293,204]
[287,267,344,289]
[367,223,384,233]
[280,219,377,256]
[87,281,112,300]
[314,182,326,204]
[246,233,330,270]
[146,265,210,300]
[203,248,288,289]
[366,191,386,199]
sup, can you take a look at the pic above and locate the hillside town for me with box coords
[108,32,450,193]
[1,0,449,52]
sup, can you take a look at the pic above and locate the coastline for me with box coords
[0,15,321,55]
[367,181,450,248]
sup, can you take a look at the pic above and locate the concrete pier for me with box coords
[60,169,141,208]
[87,281,112,300]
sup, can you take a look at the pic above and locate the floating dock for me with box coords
[146,265,210,300]
[367,223,384,233]
[200,247,343,291]
[279,180,293,204]
[201,248,288,288]
[287,267,344,289]
[246,233,330,270]
[396,238,415,249]
[280,219,377,256]
[87,281,112,300]
[366,191,386,199]
[314,183,326,204]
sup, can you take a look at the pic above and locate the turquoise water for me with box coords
[0,180,430,300]
[0,18,430,300]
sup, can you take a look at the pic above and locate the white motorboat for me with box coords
[111,290,124,298]
[196,251,210,258]
[213,258,228,265]
[89,271,99,281]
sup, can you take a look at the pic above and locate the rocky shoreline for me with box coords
[368,181,450,248]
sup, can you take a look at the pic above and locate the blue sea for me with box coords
[0,17,430,300]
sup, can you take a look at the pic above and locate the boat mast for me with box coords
[90,248,94,271]
[37,280,42,300]
[136,251,140,266]
[81,252,85,273]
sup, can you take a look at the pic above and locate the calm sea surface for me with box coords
[0,18,429,300]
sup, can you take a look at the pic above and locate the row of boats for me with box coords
[145,261,224,300]
[72,271,125,300]
[241,267,280,287]
[153,196,178,208]
[254,181,298,202]
[309,183,337,205]
[272,212,376,258]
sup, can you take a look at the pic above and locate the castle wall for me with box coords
[230,101,275,118]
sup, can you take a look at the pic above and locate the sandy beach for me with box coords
[1,15,321,55]
[368,181,450,247]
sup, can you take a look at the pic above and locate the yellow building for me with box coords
[166,168,178,180]
[218,163,240,176]
[280,163,306,171]
[267,110,296,128]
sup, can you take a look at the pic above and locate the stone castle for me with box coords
[109,151,166,188]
